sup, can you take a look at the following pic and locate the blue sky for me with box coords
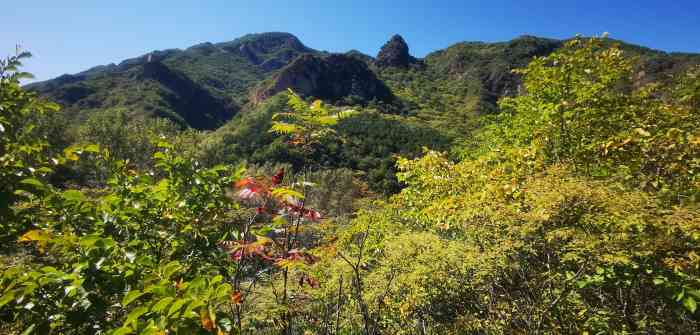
[3,0,700,82]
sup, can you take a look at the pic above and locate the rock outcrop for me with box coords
[375,34,416,68]
[255,54,393,103]
[220,32,314,72]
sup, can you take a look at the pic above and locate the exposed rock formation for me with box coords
[222,32,314,71]
[255,54,393,103]
[375,34,416,68]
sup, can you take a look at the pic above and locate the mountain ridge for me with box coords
[27,32,700,89]
[26,32,700,131]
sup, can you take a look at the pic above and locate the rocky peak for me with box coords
[225,33,309,55]
[375,34,414,68]
[216,32,315,72]
[254,53,393,104]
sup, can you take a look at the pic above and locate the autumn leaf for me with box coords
[201,311,215,331]
[271,168,284,186]
[18,229,51,252]
[18,229,51,242]
[175,278,185,291]
[231,291,242,305]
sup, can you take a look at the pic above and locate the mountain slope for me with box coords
[254,53,394,104]
[378,35,700,134]
[27,32,320,129]
[27,33,700,133]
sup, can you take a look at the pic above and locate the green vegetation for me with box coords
[323,38,700,333]
[2,34,700,334]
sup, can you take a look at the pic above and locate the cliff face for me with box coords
[255,54,393,103]
[375,34,416,68]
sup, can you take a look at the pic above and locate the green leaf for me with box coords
[316,115,339,126]
[112,326,133,335]
[139,325,162,335]
[210,275,223,285]
[167,298,188,317]
[19,324,36,335]
[684,296,698,313]
[161,261,181,278]
[0,291,16,308]
[183,299,205,317]
[153,152,167,160]
[156,141,173,149]
[64,285,78,297]
[83,144,100,153]
[215,283,232,299]
[79,235,102,249]
[150,297,174,313]
[19,178,44,189]
[270,122,300,135]
[62,190,86,203]
[688,290,700,299]
[676,290,685,302]
[125,306,148,327]
[122,290,144,307]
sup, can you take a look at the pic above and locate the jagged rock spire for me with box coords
[375,34,414,68]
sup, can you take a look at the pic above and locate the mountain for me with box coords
[253,53,393,104]
[7,27,700,335]
[28,32,700,132]
[27,32,320,129]
[375,34,418,68]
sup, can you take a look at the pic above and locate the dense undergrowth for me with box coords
[1,36,700,334]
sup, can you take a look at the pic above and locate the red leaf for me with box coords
[304,209,322,222]
[231,291,242,305]
[201,312,215,331]
[271,168,284,186]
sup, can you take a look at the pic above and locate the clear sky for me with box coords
[3,0,700,82]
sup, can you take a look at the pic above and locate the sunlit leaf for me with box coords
[122,290,144,307]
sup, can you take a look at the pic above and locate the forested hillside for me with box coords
[2,33,700,334]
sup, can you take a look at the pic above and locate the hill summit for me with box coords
[375,34,416,68]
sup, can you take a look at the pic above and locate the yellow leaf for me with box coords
[634,128,651,137]
[271,187,304,200]
[270,122,301,135]
[310,100,323,111]
[255,235,273,245]
[18,229,51,242]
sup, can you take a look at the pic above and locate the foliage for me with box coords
[301,36,700,334]
[270,89,356,152]
[75,109,203,170]
[199,93,450,194]
[1,138,243,334]
[3,33,700,334]
[495,36,700,204]
[0,50,60,244]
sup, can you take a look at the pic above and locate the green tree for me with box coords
[0,50,59,244]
